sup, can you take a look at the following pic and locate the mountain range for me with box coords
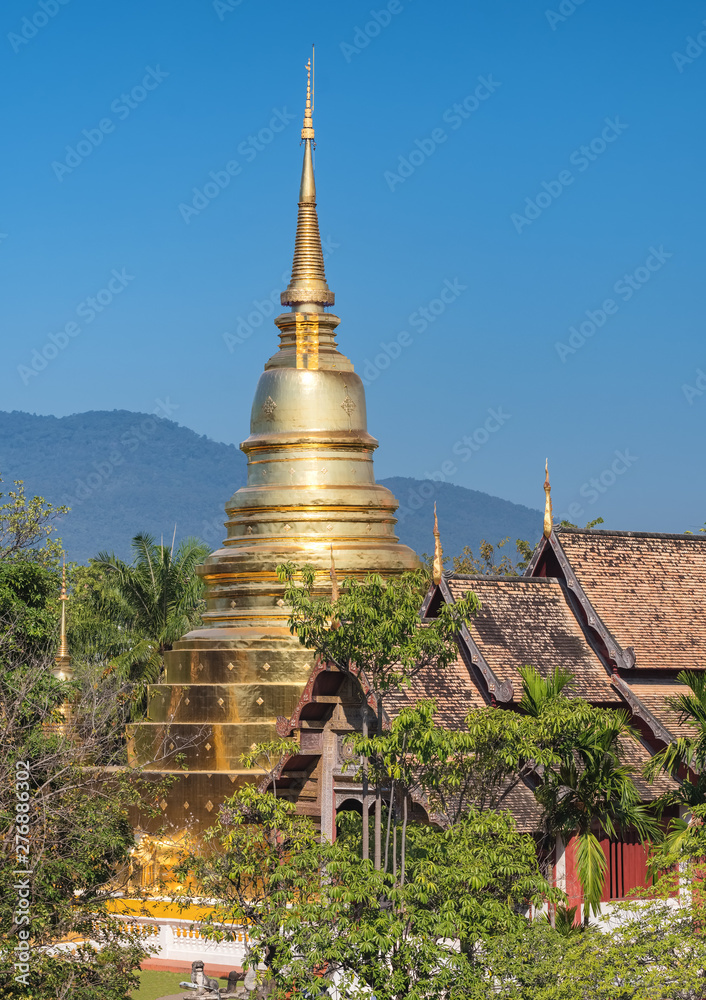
[0,410,543,565]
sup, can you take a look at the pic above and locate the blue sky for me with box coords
[2,0,705,532]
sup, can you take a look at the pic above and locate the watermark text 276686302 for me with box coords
[51,66,169,181]
[13,760,33,987]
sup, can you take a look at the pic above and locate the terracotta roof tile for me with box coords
[619,733,678,798]
[623,678,697,739]
[385,651,487,727]
[447,576,621,705]
[556,530,706,673]
[499,781,543,833]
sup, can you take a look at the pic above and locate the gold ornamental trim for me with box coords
[226,504,395,515]
[244,442,375,453]
[246,455,368,466]
[295,313,319,370]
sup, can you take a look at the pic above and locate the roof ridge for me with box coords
[557,528,706,541]
[447,574,554,583]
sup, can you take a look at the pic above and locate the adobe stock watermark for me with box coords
[682,368,706,405]
[213,0,248,20]
[554,245,672,362]
[178,108,296,223]
[360,278,466,385]
[13,759,32,986]
[384,77,501,192]
[8,0,70,53]
[52,66,169,181]
[18,268,135,385]
[199,514,226,547]
[545,0,588,31]
[223,237,340,351]
[340,0,412,62]
[396,405,511,523]
[510,116,628,233]
[558,448,638,524]
[672,20,706,72]
[62,398,178,508]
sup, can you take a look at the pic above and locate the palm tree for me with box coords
[520,665,658,925]
[93,532,210,712]
[644,670,706,858]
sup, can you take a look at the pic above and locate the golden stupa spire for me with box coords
[432,503,444,585]
[543,459,553,539]
[329,542,340,602]
[281,47,335,311]
[54,560,72,680]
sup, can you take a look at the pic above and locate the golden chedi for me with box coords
[129,60,418,830]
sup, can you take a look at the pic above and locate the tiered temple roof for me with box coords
[276,523,702,833]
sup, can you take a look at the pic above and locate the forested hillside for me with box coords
[0,410,542,564]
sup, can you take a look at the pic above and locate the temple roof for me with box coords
[551,529,706,674]
[446,576,622,706]
[385,649,488,727]
[620,678,694,738]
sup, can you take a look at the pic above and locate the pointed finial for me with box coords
[54,559,72,678]
[281,49,334,310]
[432,503,444,585]
[329,542,340,602]
[543,459,553,539]
[301,48,315,141]
[329,542,341,629]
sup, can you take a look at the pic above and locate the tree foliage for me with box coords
[176,786,555,1000]
[0,478,68,566]
[0,617,169,999]
[523,667,658,923]
[644,669,706,861]
[479,864,706,999]
[450,536,534,576]
[276,565,478,697]
[90,532,209,710]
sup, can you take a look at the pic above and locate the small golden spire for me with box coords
[543,459,553,539]
[329,542,341,629]
[301,50,315,141]
[54,560,72,679]
[329,542,340,602]
[281,48,334,311]
[432,503,444,585]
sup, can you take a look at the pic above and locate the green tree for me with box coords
[480,863,706,999]
[92,532,210,707]
[176,786,555,1000]
[558,516,605,530]
[450,536,534,576]
[522,666,658,925]
[644,669,706,859]
[0,478,68,566]
[276,564,479,868]
[0,606,167,999]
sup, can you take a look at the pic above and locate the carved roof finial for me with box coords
[543,459,553,539]
[432,503,444,585]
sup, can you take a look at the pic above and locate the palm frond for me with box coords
[575,830,607,917]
